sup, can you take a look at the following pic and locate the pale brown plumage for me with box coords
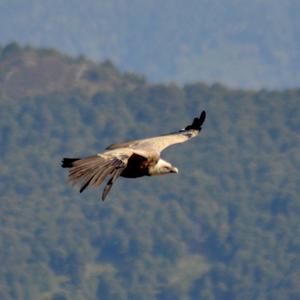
[62,111,206,200]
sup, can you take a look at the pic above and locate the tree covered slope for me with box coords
[0,45,300,300]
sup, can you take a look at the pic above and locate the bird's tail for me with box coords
[61,158,80,168]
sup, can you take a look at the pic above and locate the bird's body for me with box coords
[62,111,206,200]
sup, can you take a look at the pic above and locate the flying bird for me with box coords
[62,111,206,201]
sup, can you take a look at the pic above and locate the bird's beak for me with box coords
[171,167,179,174]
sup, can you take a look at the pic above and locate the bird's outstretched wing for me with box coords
[62,155,126,200]
[106,111,206,153]
[62,149,149,201]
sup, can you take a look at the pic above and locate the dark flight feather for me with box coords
[184,111,206,131]
[102,167,125,201]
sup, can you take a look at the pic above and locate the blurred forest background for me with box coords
[0,0,300,89]
[0,44,299,300]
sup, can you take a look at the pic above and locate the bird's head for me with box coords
[149,159,179,176]
[167,164,179,174]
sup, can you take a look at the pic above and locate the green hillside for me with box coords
[0,45,300,300]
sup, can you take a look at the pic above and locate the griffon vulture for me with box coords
[62,111,206,200]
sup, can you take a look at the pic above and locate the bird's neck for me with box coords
[148,159,170,176]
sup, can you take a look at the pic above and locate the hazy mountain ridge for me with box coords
[0,43,145,99]
[0,46,299,300]
[0,0,300,88]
